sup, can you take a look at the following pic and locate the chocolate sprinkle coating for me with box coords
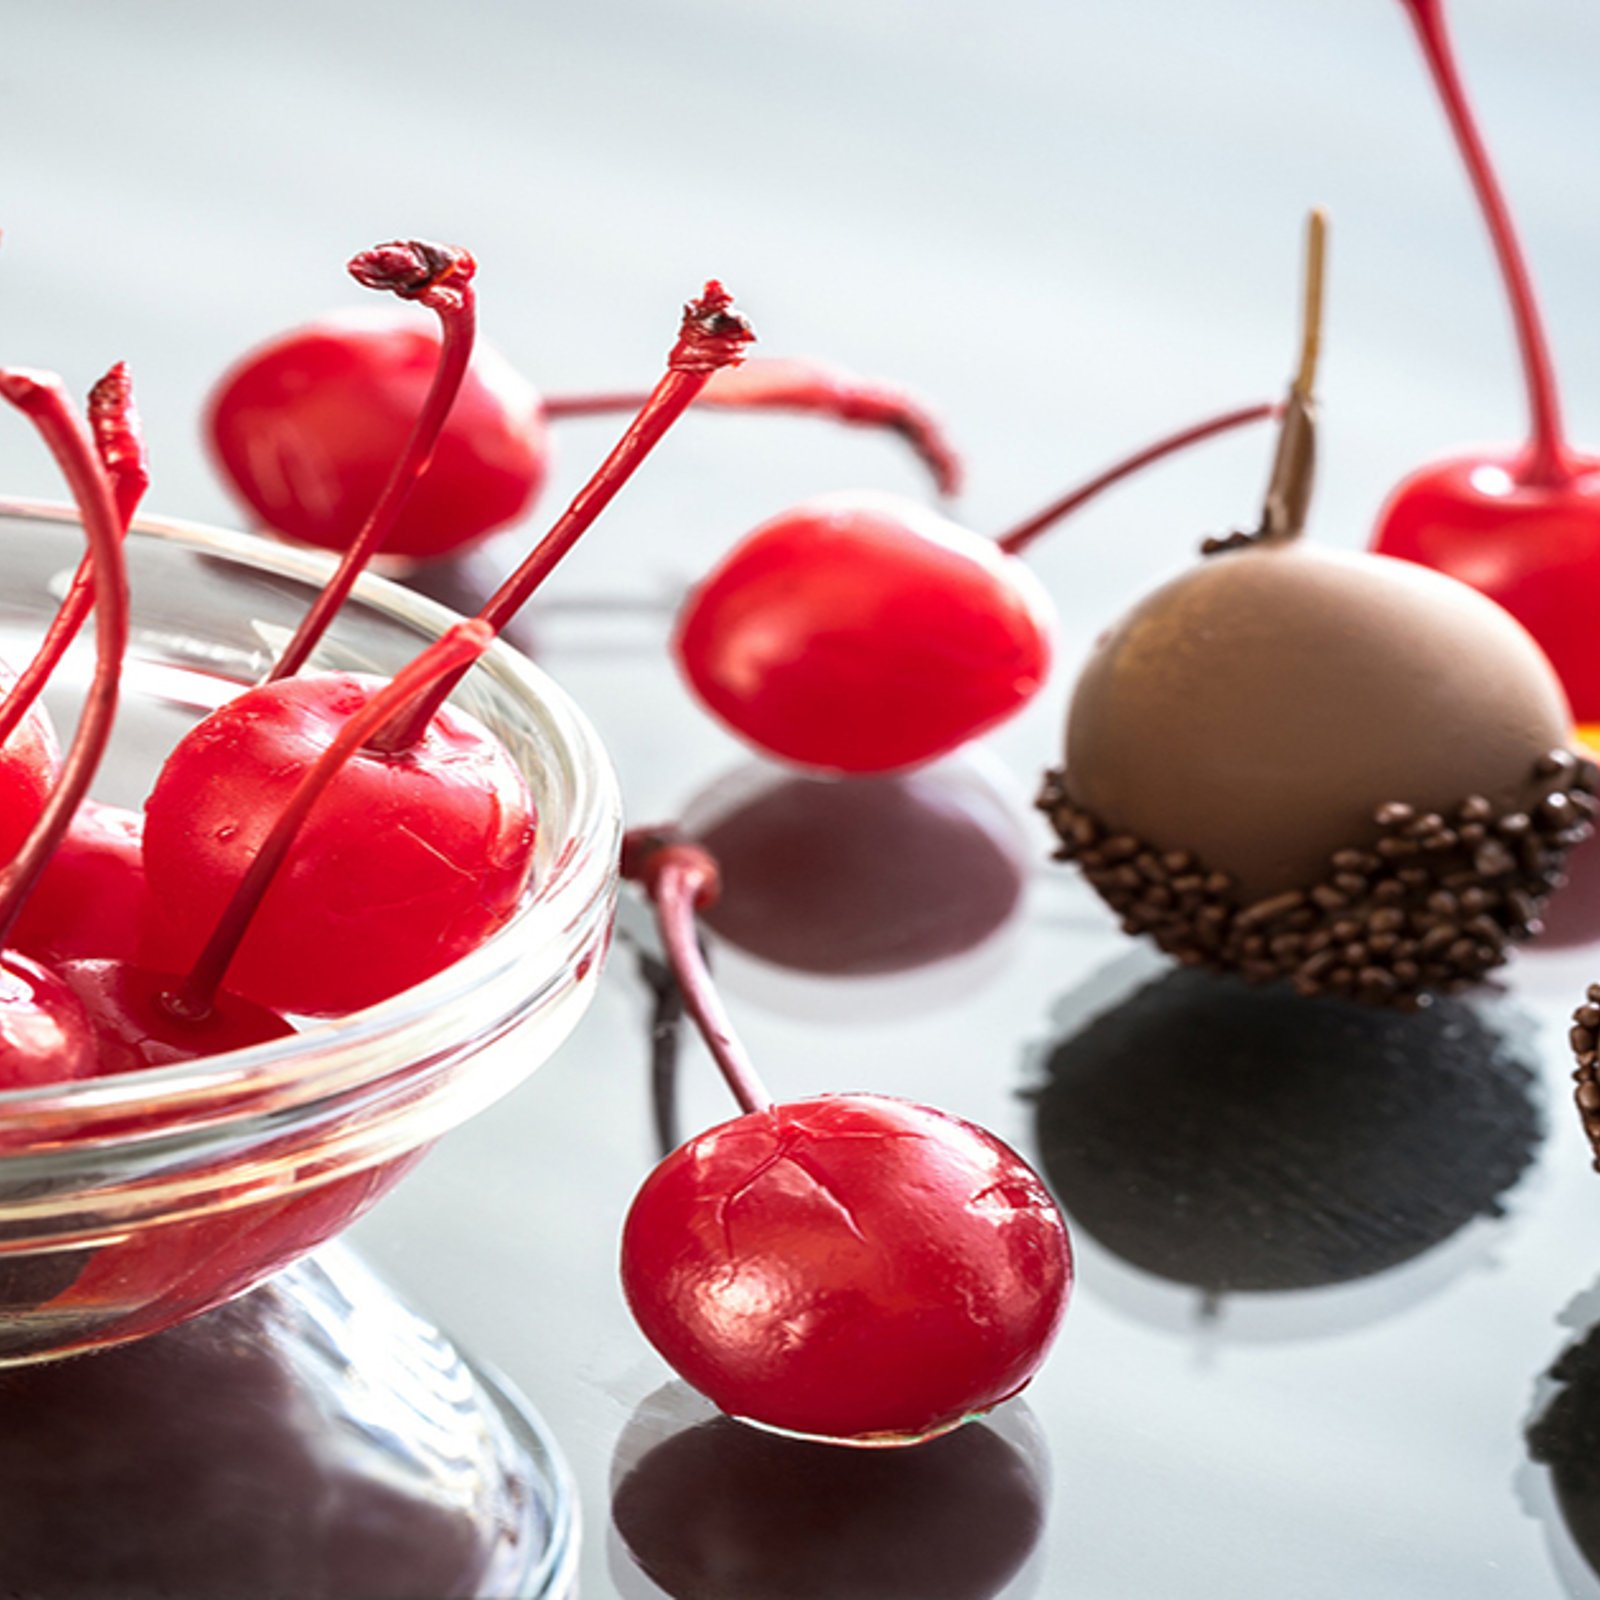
[1040,749,1596,1008]
[1569,981,1600,1168]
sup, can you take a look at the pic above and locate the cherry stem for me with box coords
[1400,0,1569,485]
[543,356,964,497]
[267,240,478,683]
[366,280,755,755]
[0,369,129,950]
[169,619,493,1020]
[995,401,1278,557]
[0,363,146,750]
[622,828,773,1118]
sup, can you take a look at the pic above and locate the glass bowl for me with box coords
[0,499,621,1365]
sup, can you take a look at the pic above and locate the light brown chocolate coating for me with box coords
[1064,542,1572,904]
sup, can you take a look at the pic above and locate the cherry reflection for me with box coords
[1035,969,1541,1300]
[610,1386,1046,1600]
[683,759,1027,978]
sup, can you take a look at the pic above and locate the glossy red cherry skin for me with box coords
[0,952,97,1089]
[205,309,548,561]
[0,669,59,872]
[621,1092,1072,1443]
[143,673,538,1016]
[56,960,296,1073]
[673,494,1055,775]
[12,801,175,970]
[1373,449,1600,722]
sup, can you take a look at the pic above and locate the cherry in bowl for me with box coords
[0,501,619,1364]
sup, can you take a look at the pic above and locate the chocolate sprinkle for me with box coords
[1039,749,1597,1009]
[1570,980,1600,1169]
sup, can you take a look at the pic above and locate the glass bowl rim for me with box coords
[0,496,622,1123]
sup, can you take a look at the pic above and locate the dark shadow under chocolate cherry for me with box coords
[612,1401,1043,1600]
[688,764,1025,976]
[1529,1308,1600,1588]
[1034,969,1540,1294]
[0,1274,491,1599]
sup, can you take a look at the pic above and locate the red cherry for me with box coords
[677,493,1053,774]
[1370,0,1600,715]
[0,660,59,870]
[674,402,1274,775]
[12,801,176,970]
[143,670,537,1016]
[619,831,1071,1443]
[622,1092,1072,1444]
[0,952,96,1088]
[206,309,548,562]
[55,959,295,1072]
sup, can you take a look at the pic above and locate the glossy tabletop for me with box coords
[8,2,1600,1595]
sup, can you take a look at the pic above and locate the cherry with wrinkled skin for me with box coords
[1370,0,1600,719]
[622,1092,1072,1444]
[620,831,1072,1444]
[674,401,1275,776]
[143,671,537,1017]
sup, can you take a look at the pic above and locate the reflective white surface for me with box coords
[9,1,1600,1594]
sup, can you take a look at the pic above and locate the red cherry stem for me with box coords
[622,828,772,1117]
[0,363,146,749]
[267,240,478,683]
[544,356,964,496]
[995,401,1278,557]
[1399,0,1570,486]
[169,620,493,1020]
[365,280,755,755]
[0,369,129,949]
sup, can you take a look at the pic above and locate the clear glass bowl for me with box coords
[0,500,621,1365]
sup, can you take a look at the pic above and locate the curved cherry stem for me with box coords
[622,828,772,1118]
[543,356,964,497]
[995,401,1278,557]
[169,620,493,1020]
[0,369,129,950]
[267,240,478,683]
[367,280,755,755]
[0,363,146,750]
[1400,0,1569,486]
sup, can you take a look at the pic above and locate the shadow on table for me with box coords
[1526,1284,1600,1598]
[609,1384,1047,1600]
[1032,966,1543,1334]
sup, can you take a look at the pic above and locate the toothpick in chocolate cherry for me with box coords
[618,826,1072,1445]
[141,282,754,1018]
[675,398,1278,773]
[1373,0,1600,725]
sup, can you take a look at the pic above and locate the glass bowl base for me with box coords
[0,1244,577,1599]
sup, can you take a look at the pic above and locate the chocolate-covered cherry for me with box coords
[675,402,1274,774]
[619,830,1071,1444]
[207,307,960,563]
[148,277,754,1016]
[1372,0,1600,722]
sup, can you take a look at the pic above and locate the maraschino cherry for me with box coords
[674,399,1275,774]
[1371,0,1600,724]
[207,298,960,563]
[145,268,755,1016]
[619,827,1072,1445]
